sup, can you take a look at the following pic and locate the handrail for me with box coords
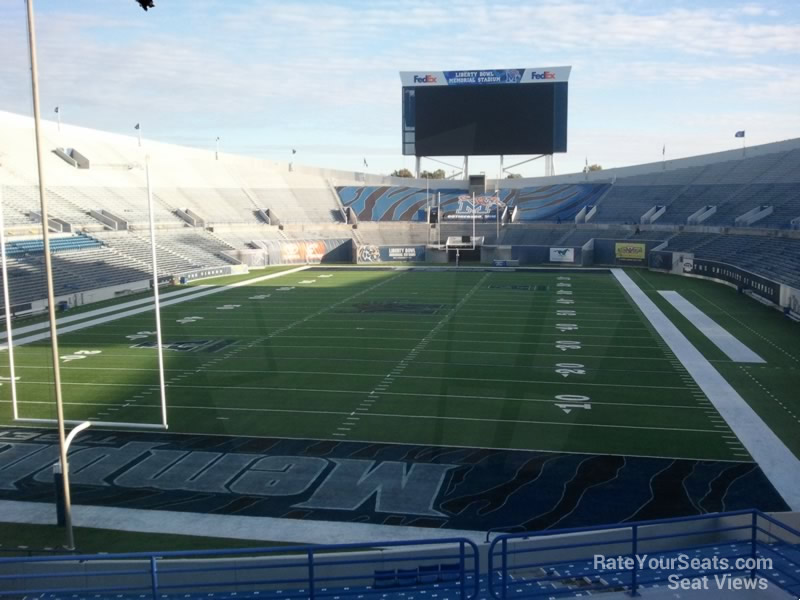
[487,510,800,599]
[0,536,480,600]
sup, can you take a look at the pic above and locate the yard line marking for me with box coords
[738,366,800,424]
[0,266,311,350]
[613,268,800,510]
[5,384,708,410]
[328,272,492,436]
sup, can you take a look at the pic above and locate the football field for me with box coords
[0,267,752,461]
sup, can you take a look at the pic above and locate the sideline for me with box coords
[658,291,765,363]
[0,266,309,350]
[612,269,800,510]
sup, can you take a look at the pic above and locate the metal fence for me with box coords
[0,537,480,600]
[487,509,800,599]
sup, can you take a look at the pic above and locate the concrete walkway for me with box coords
[0,499,485,546]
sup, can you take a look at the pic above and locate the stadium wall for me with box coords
[648,251,799,314]
[19,278,155,317]
[354,244,426,263]
[225,239,352,267]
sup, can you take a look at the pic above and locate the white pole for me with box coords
[145,157,168,429]
[496,190,500,242]
[437,192,441,246]
[26,0,74,551]
[215,137,220,161]
[0,186,19,419]
[56,107,60,133]
[137,125,142,148]
[472,191,476,250]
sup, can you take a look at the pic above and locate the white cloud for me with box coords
[0,0,797,172]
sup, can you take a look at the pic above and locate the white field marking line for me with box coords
[160,272,409,389]
[97,315,650,327]
[689,289,799,364]
[77,321,654,334]
[15,419,750,464]
[5,396,724,434]
[12,363,690,391]
[104,272,405,415]
[329,272,487,437]
[4,392,707,412]
[0,266,311,350]
[106,311,647,325]
[7,345,686,364]
[64,329,659,341]
[738,366,800,425]
[0,285,206,342]
[259,334,664,350]
[612,268,800,510]
[658,291,766,363]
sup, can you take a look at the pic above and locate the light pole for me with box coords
[215,136,220,161]
[25,0,74,550]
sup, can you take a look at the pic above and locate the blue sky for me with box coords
[1,0,799,177]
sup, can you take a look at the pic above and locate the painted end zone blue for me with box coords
[0,429,787,534]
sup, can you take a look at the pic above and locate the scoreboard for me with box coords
[400,67,570,157]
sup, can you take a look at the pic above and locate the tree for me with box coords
[585,164,603,172]
[391,168,414,178]
[506,173,522,179]
[420,169,446,179]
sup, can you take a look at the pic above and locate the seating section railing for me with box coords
[0,537,480,600]
[487,509,800,599]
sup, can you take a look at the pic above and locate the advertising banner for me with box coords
[400,67,572,87]
[615,243,646,261]
[357,245,426,263]
[549,248,575,263]
[265,239,350,265]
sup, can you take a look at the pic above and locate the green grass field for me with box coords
[3,266,797,463]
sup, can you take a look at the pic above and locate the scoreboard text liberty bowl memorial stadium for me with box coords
[0,3,799,598]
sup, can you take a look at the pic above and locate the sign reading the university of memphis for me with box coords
[615,243,646,261]
[0,429,788,531]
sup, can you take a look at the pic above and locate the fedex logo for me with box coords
[413,74,438,83]
[531,71,556,80]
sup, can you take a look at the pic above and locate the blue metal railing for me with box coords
[488,509,800,599]
[2,510,798,600]
[0,537,480,600]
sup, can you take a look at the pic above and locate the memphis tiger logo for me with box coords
[358,245,381,263]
